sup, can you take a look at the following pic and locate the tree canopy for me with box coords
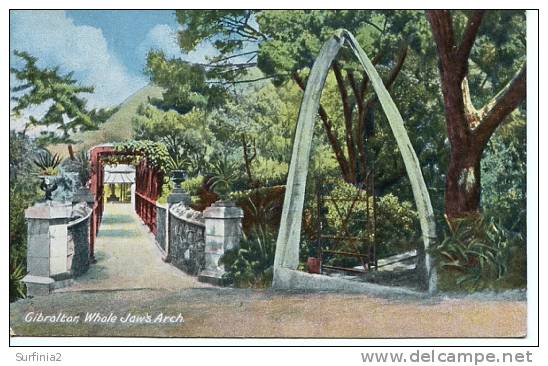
[10,50,115,158]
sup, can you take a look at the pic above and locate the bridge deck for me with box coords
[59,203,209,292]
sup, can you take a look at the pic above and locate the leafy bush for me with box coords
[133,105,214,175]
[230,186,285,235]
[434,214,526,291]
[114,140,171,172]
[10,259,26,302]
[313,178,419,267]
[481,115,526,237]
[75,151,92,187]
[10,132,41,301]
[250,157,288,186]
[220,227,276,288]
[63,150,92,187]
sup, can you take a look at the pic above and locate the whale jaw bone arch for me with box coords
[272,29,437,294]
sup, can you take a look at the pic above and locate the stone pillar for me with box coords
[198,202,244,285]
[22,201,73,297]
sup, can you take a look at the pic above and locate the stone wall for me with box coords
[67,209,92,277]
[155,204,167,252]
[168,203,206,275]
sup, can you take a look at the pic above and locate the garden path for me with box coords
[58,203,209,292]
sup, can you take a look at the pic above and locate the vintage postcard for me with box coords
[8,9,533,344]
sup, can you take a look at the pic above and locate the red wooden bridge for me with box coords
[89,144,164,261]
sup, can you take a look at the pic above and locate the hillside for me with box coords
[49,85,163,157]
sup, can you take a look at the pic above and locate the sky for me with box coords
[9,10,217,113]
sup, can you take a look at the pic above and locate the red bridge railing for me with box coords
[89,145,163,260]
[89,145,111,261]
[135,158,163,236]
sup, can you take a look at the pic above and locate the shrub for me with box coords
[230,186,285,235]
[250,157,288,186]
[62,150,92,187]
[10,258,26,302]
[309,178,419,268]
[10,132,41,301]
[434,214,526,291]
[220,227,276,288]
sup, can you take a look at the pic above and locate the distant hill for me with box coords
[49,85,163,157]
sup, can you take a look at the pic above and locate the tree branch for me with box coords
[210,51,258,64]
[347,70,362,101]
[206,74,285,84]
[292,71,350,179]
[383,43,408,89]
[426,10,457,70]
[457,11,485,64]
[474,63,526,146]
[347,69,368,181]
[461,77,480,129]
[332,61,357,181]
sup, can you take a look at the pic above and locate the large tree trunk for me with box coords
[445,144,482,218]
[427,10,526,219]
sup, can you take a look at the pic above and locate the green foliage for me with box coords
[250,157,288,186]
[434,214,526,291]
[207,153,242,200]
[221,186,283,287]
[10,260,26,302]
[11,186,37,301]
[230,186,285,235]
[75,150,92,188]
[220,226,276,288]
[466,11,526,106]
[146,51,226,114]
[33,149,62,176]
[317,178,419,262]
[133,104,213,175]
[481,113,526,236]
[10,50,102,147]
[10,132,41,301]
[114,140,171,173]
[162,135,191,172]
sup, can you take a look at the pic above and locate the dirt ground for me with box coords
[10,287,526,338]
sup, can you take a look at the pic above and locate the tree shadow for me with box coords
[98,229,139,238]
[101,215,134,225]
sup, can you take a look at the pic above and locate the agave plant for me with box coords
[75,150,91,187]
[220,226,276,288]
[9,260,26,301]
[434,215,520,289]
[162,136,190,172]
[207,153,240,201]
[33,149,62,176]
